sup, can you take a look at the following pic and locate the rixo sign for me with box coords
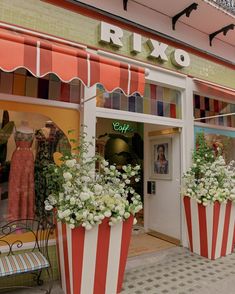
[99,22,190,68]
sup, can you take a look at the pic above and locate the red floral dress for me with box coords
[8,131,35,221]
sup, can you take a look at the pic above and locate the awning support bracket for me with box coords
[123,0,128,11]
[172,3,198,30]
[209,24,235,46]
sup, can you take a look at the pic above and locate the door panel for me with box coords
[144,124,181,241]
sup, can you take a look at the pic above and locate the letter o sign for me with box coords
[171,49,190,68]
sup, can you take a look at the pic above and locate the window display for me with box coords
[0,110,70,223]
[96,84,181,119]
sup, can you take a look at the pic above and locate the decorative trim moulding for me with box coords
[96,107,184,127]
[148,230,180,245]
[0,94,80,110]
[194,121,235,133]
[0,21,87,50]
[148,128,181,137]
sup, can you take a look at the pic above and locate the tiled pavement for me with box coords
[122,246,235,293]
[2,246,235,294]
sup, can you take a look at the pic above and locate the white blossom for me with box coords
[183,135,235,205]
[80,192,90,201]
[45,132,142,230]
[65,159,77,168]
[70,197,76,205]
[45,204,53,211]
[104,211,111,218]
[102,160,109,166]
[63,172,72,181]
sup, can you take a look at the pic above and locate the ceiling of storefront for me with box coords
[130,0,235,45]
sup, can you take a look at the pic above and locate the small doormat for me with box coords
[128,233,175,257]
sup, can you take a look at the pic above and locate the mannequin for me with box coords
[8,121,35,221]
[16,120,34,134]
[42,121,56,138]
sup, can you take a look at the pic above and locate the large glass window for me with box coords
[96,84,182,119]
[194,94,235,127]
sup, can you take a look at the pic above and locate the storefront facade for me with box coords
[1,0,235,286]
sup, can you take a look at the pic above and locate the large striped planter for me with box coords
[55,216,134,294]
[183,196,235,259]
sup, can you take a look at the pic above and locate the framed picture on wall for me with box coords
[150,137,172,180]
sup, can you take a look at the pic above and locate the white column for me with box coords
[81,85,97,157]
[181,77,194,247]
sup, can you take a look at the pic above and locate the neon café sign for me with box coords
[112,121,135,134]
[99,22,190,68]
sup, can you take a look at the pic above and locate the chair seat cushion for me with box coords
[0,251,49,277]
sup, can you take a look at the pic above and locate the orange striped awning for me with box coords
[0,27,145,96]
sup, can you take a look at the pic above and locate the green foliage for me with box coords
[183,132,235,205]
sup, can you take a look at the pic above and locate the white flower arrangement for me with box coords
[45,131,142,230]
[182,133,235,206]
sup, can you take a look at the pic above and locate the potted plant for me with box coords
[45,131,142,294]
[182,133,235,260]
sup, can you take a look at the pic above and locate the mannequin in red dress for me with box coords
[8,121,35,221]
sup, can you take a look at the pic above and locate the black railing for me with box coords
[0,218,55,259]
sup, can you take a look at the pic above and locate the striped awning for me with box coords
[193,78,235,101]
[0,26,145,96]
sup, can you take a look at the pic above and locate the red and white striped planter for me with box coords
[55,216,134,294]
[183,196,235,259]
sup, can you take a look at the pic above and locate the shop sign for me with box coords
[100,22,190,68]
[112,121,135,134]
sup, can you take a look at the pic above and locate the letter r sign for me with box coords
[100,22,123,47]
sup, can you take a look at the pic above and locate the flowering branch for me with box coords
[45,131,142,229]
[182,132,235,205]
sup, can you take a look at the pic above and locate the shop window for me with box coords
[194,126,235,164]
[0,110,71,224]
[0,69,83,104]
[194,94,235,127]
[96,84,182,119]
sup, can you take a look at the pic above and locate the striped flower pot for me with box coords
[183,196,235,260]
[55,216,134,294]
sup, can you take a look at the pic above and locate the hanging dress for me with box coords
[34,127,62,217]
[0,121,15,145]
[8,131,35,221]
